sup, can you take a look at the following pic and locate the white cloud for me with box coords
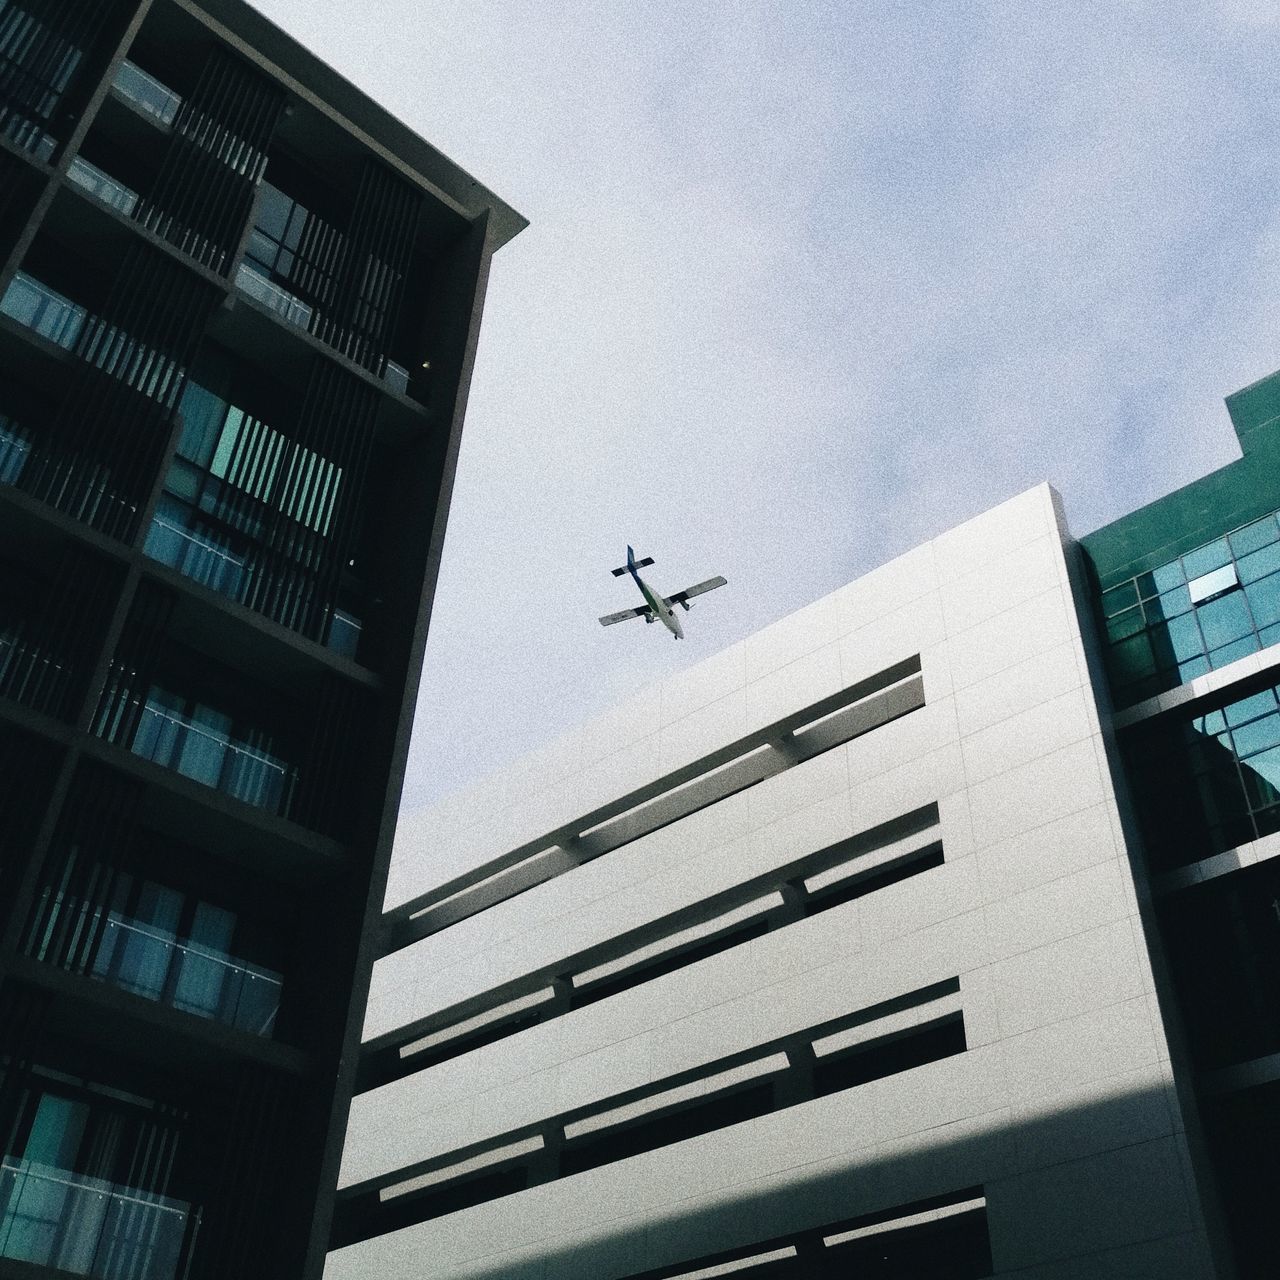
[254,0,1280,808]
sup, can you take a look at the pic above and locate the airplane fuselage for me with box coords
[631,567,683,639]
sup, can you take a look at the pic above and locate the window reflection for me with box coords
[1127,679,1280,870]
[1101,511,1280,706]
[28,866,283,1037]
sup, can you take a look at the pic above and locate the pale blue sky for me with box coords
[258,0,1280,811]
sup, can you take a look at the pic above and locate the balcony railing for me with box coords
[0,1159,199,1280]
[112,61,182,128]
[234,267,415,398]
[67,156,140,217]
[383,360,409,395]
[0,273,86,349]
[129,699,298,816]
[234,262,313,328]
[95,916,282,1036]
[146,513,248,599]
[0,418,31,484]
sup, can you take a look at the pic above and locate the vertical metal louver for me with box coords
[0,728,57,936]
[0,543,118,720]
[193,1065,290,1279]
[292,673,371,838]
[18,244,218,541]
[315,159,422,376]
[0,0,129,157]
[93,579,176,750]
[139,45,286,273]
[228,355,378,644]
[21,766,145,977]
[0,982,51,1158]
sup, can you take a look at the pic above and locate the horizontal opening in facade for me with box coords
[360,804,943,1090]
[389,655,925,949]
[623,1188,990,1280]
[333,979,965,1247]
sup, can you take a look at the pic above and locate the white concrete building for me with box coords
[325,484,1222,1279]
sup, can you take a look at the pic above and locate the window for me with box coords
[1100,512,1280,706]
[144,377,354,647]
[1126,678,1280,869]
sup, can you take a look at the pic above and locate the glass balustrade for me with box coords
[0,1159,197,1280]
[67,156,139,217]
[234,262,313,329]
[382,360,409,395]
[0,273,87,349]
[129,697,298,815]
[0,416,31,484]
[325,608,363,658]
[112,61,181,127]
[145,510,249,600]
[92,916,282,1036]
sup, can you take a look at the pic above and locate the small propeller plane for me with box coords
[598,546,727,640]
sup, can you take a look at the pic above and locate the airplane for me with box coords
[598,546,727,640]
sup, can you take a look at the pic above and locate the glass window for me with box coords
[1182,538,1232,581]
[1106,606,1145,643]
[1242,745,1280,810]
[1229,516,1280,559]
[20,1094,88,1168]
[1109,632,1156,685]
[1245,575,1280,632]
[172,902,236,1019]
[1198,591,1253,650]
[1210,635,1261,670]
[1148,614,1204,667]
[254,184,292,240]
[1224,689,1278,727]
[1146,585,1192,621]
[1238,541,1280,585]
[1232,714,1280,759]
[1188,562,1240,604]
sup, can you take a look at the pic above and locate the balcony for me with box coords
[0,1159,199,1280]
[67,155,140,218]
[0,272,87,349]
[94,914,282,1036]
[233,265,415,399]
[112,61,182,128]
[127,696,299,816]
[234,261,312,329]
[0,416,31,485]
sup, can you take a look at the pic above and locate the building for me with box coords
[0,1,522,1278]
[1079,370,1280,1280]
[326,372,1280,1279]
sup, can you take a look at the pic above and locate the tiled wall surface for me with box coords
[328,484,1220,1279]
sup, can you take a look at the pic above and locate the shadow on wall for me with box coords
[327,1081,1234,1280]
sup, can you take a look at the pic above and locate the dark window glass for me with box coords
[1101,583,1138,616]
[1106,607,1145,643]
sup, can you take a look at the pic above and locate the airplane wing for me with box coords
[664,576,727,608]
[598,604,654,626]
[610,557,654,577]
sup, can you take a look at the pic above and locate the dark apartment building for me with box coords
[0,1,523,1277]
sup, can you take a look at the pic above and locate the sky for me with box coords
[256,0,1280,815]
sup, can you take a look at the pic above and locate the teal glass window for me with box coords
[1126,676,1280,869]
[1101,508,1280,706]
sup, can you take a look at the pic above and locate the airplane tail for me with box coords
[610,545,655,577]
